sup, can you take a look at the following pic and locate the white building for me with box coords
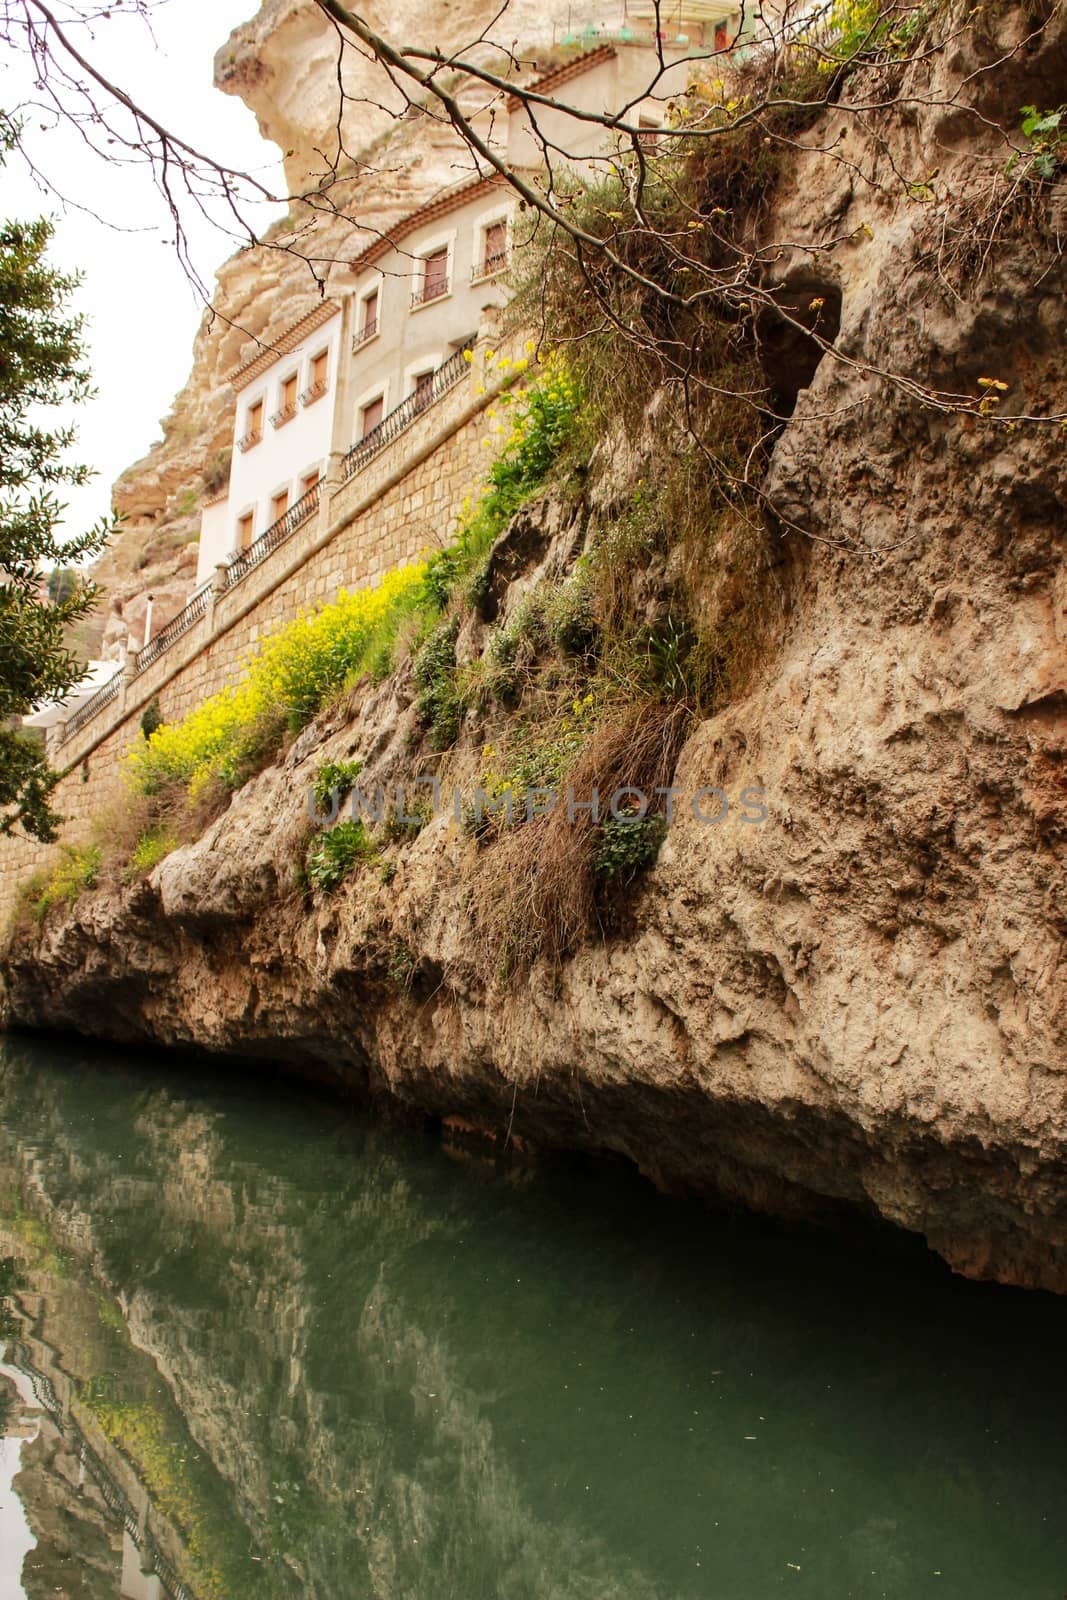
[336,173,516,445]
[195,13,738,584]
[196,300,342,584]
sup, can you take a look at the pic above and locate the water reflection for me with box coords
[0,1036,1064,1600]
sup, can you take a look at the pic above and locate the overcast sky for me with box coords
[3,0,286,547]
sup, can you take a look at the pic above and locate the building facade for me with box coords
[196,16,737,584]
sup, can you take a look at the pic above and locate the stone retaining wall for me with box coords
[0,338,514,925]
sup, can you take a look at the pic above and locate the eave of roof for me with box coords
[229,299,341,393]
[349,172,512,276]
[505,44,617,113]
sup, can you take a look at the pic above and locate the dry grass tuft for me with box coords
[470,699,690,980]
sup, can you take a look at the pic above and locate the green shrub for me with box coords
[822,0,929,66]
[482,595,547,706]
[429,352,581,610]
[1009,105,1066,180]
[139,697,163,741]
[311,758,363,814]
[128,826,179,875]
[594,813,667,884]
[306,821,375,892]
[127,565,427,801]
[545,568,598,657]
[124,360,581,808]
[30,844,101,920]
[387,941,417,988]
[413,618,462,750]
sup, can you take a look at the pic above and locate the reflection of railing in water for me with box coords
[7,1342,197,1600]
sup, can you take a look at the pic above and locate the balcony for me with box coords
[299,382,327,406]
[471,249,509,284]
[410,277,450,309]
[352,317,378,351]
[270,404,297,429]
[236,429,262,453]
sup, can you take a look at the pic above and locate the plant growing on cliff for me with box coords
[1008,106,1066,181]
[306,820,376,891]
[0,207,115,839]
[423,351,581,611]
[23,843,101,923]
[127,825,179,877]
[126,565,428,801]
[311,758,363,814]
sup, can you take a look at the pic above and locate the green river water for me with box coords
[0,1035,1063,1600]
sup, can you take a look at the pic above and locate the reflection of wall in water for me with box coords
[122,1528,165,1600]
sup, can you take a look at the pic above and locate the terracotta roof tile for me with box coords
[229,299,341,392]
[505,44,617,113]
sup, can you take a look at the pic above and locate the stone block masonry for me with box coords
[0,340,516,925]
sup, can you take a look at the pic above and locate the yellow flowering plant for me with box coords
[127,565,428,799]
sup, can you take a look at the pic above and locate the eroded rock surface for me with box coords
[9,7,1067,1292]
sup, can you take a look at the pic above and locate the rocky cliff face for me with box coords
[12,6,1067,1292]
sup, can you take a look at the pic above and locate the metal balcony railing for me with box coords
[58,671,121,746]
[226,479,320,584]
[471,250,508,282]
[411,277,450,308]
[352,317,378,351]
[53,343,475,746]
[236,429,262,453]
[340,346,468,483]
[299,380,328,405]
[9,1341,199,1600]
[134,584,211,676]
[270,404,297,428]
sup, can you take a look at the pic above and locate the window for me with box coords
[637,117,662,152]
[355,290,379,348]
[474,219,508,280]
[272,373,298,428]
[302,468,321,495]
[360,395,385,439]
[237,511,255,550]
[238,399,263,452]
[413,246,449,306]
[270,488,289,524]
[411,369,435,413]
[301,349,330,406]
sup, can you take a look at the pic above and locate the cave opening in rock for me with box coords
[758,273,843,421]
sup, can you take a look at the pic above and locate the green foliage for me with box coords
[28,842,100,920]
[140,696,163,741]
[118,361,579,824]
[46,566,78,605]
[544,567,598,657]
[387,940,417,988]
[306,820,375,892]
[413,617,462,749]
[481,594,548,706]
[127,565,426,801]
[594,812,667,884]
[0,1256,19,1348]
[128,826,178,876]
[0,214,115,838]
[311,758,363,814]
[822,0,929,65]
[1010,105,1066,180]
[426,352,581,612]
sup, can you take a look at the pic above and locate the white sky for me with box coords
[2,0,286,547]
